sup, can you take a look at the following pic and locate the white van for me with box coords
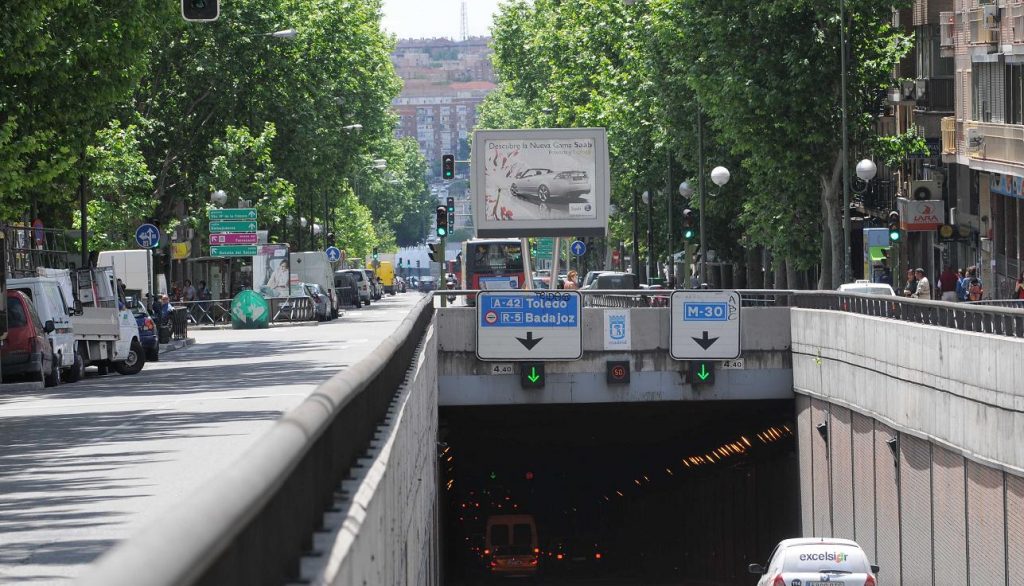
[97,249,166,300]
[8,275,83,382]
[291,251,339,319]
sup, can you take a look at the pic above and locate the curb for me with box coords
[160,338,196,354]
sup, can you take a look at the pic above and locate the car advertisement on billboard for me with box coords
[472,128,610,237]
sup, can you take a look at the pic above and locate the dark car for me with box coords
[333,271,362,309]
[2,290,58,386]
[125,296,159,362]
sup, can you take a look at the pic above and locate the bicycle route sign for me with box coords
[669,290,741,360]
[476,290,582,361]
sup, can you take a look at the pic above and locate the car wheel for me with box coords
[65,352,85,383]
[364,298,371,306]
[146,346,159,362]
[44,353,60,387]
[114,339,146,375]
[538,185,550,202]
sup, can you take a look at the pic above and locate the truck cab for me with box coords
[71,266,146,376]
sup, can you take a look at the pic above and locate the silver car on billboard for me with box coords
[510,168,591,202]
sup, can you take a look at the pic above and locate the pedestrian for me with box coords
[967,277,984,301]
[912,268,931,299]
[157,294,173,324]
[183,279,196,302]
[1016,271,1024,300]
[938,265,959,302]
[902,269,918,298]
[958,265,981,302]
[564,270,579,290]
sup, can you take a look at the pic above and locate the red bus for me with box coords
[461,238,526,306]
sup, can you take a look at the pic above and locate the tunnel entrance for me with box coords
[439,400,799,585]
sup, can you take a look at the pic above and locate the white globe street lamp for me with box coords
[711,166,731,187]
[211,190,228,206]
[856,159,877,182]
[678,181,694,200]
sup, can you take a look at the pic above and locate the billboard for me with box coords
[472,128,610,237]
[252,244,291,297]
[897,198,944,232]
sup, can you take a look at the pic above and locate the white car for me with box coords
[748,538,878,586]
[837,280,896,296]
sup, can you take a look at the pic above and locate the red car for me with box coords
[2,290,58,386]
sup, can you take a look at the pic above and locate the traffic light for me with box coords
[436,205,448,237]
[181,0,219,21]
[372,246,379,261]
[689,360,715,385]
[681,208,696,241]
[446,197,455,233]
[888,211,901,242]
[442,154,455,180]
[428,242,439,263]
[327,232,335,247]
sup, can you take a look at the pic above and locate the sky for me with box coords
[380,0,506,40]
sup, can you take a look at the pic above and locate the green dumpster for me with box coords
[231,290,270,329]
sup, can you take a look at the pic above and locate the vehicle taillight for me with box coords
[483,549,490,556]
[864,575,876,586]
[529,559,538,566]
[556,553,563,560]
[533,547,540,554]
[595,552,602,560]
[772,575,786,586]
[144,317,155,331]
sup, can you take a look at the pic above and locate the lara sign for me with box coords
[897,197,944,232]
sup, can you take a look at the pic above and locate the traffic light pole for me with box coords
[439,235,447,308]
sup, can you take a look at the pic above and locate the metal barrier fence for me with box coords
[172,296,315,326]
[80,295,434,586]
[432,288,1024,339]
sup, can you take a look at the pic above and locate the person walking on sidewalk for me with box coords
[912,268,931,299]
[939,266,959,302]
[902,269,918,298]
[1016,271,1024,300]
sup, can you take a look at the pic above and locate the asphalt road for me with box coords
[0,292,425,584]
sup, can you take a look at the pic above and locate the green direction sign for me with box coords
[210,208,258,221]
[211,245,258,257]
[534,238,553,256]
[210,220,258,233]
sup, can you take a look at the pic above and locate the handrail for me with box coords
[79,295,435,586]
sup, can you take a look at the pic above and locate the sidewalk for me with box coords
[160,337,196,354]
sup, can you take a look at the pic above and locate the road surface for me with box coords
[0,292,424,584]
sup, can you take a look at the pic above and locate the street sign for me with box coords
[670,290,741,360]
[476,290,582,361]
[534,238,553,256]
[210,208,258,221]
[689,360,715,385]
[606,360,630,384]
[520,362,545,389]
[135,223,160,249]
[210,232,258,245]
[211,245,258,257]
[210,220,258,233]
[570,240,586,256]
[325,246,341,262]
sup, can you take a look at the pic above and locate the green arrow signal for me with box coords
[697,363,710,381]
[528,367,540,383]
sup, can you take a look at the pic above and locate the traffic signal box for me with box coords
[606,361,630,384]
[888,211,901,242]
[182,0,219,21]
[520,363,545,389]
[682,208,696,241]
[435,206,448,238]
[446,197,455,234]
[428,242,440,263]
[688,360,715,386]
[442,154,455,180]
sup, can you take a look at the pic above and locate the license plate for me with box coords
[807,582,834,586]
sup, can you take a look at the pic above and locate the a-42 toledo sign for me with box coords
[476,291,582,361]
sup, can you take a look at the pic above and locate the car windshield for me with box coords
[7,297,27,328]
[841,286,893,296]
[783,544,866,573]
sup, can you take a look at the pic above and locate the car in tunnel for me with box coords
[484,514,540,578]
[748,537,878,586]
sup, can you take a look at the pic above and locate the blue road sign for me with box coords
[135,223,160,249]
[570,240,586,256]
[476,291,582,360]
[325,246,341,262]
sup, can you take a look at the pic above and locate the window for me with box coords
[973,62,1003,122]
[489,525,509,547]
[512,524,532,545]
[7,297,27,327]
[1007,63,1024,124]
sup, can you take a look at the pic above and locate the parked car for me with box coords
[510,168,591,202]
[589,272,639,290]
[340,269,372,306]
[2,290,58,386]
[298,282,333,321]
[837,280,896,296]
[581,270,608,289]
[417,276,438,292]
[364,269,382,300]
[8,274,83,382]
[333,270,362,309]
[125,296,159,362]
[748,538,878,586]
[287,283,325,321]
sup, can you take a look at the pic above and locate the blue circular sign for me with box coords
[325,246,341,262]
[570,240,586,256]
[135,223,160,249]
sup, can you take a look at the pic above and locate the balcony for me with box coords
[941,116,957,156]
[969,6,1000,46]
[915,78,955,112]
[964,121,1024,165]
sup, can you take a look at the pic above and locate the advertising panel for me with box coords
[472,128,610,237]
[897,198,944,232]
[251,244,291,297]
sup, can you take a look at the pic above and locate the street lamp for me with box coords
[855,159,877,184]
[211,189,228,206]
[700,166,729,286]
[642,190,655,284]
[268,28,298,39]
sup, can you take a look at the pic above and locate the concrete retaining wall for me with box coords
[300,326,439,586]
[791,308,1024,474]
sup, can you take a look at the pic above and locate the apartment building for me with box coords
[937,0,1024,297]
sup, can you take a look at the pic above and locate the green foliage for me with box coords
[874,127,929,167]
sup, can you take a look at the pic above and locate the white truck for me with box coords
[97,249,166,301]
[8,271,82,382]
[70,266,146,376]
[291,251,339,319]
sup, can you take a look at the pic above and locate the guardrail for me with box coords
[432,288,1024,338]
[172,296,316,326]
[80,295,435,586]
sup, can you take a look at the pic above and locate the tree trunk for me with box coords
[774,257,788,289]
[786,260,802,290]
[821,151,845,288]
[818,190,832,290]
[746,247,763,288]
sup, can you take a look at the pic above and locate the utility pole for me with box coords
[697,107,708,285]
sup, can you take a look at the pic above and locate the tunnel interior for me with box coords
[439,400,800,585]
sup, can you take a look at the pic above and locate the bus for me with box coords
[461,238,527,306]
